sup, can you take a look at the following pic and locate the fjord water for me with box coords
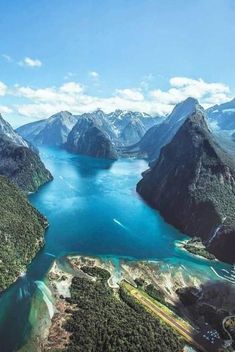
[0,147,233,352]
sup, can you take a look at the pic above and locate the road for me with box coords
[123,282,209,352]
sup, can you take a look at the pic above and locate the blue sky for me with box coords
[0,0,235,126]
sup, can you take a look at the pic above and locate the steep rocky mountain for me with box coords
[207,98,235,153]
[0,175,47,291]
[0,115,52,192]
[17,111,78,146]
[125,98,202,162]
[0,114,29,147]
[76,109,117,142]
[137,111,235,264]
[65,116,118,160]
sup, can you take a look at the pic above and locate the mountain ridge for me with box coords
[124,97,203,162]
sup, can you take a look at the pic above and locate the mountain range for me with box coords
[16,109,162,158]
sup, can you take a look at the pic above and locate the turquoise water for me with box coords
[0,147,234,352]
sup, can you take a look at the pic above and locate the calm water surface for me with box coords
[0,147,233,352]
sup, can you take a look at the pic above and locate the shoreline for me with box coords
[21,253,234,351]
[21,252,233,351]
[175,239,217,262]
[40,255,204,348]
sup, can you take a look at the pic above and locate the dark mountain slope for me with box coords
[137,111,235,263]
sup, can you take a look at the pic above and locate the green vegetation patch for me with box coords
[0,176,46,291]
[183,237,216,260]
[60,267,184,352]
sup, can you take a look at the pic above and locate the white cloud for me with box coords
[0,81,7,96]
[14,84,150,118]
[19,57,42,68]
[150,77,231,112]
[0,76,232,120]
[116,88,144,101]
[12,77,233,118]
[89,71,99,79]
[60,82,84,94]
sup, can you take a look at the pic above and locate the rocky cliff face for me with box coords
[126,98,202,162]
[137,111,235,263]
[17,111,78,146]
[0,175,47,291]
[0,115,52,193]
[65,116,118,160]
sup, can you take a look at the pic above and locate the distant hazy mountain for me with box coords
[65,116,118,160]
[137,111,235,264]
[207,98,235,130]
[207,98,235,153]
[17,109,161,148]
[106,110,162,146]
[17,111,78,146]
[0,114,52,192]
[125,97,202,162]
